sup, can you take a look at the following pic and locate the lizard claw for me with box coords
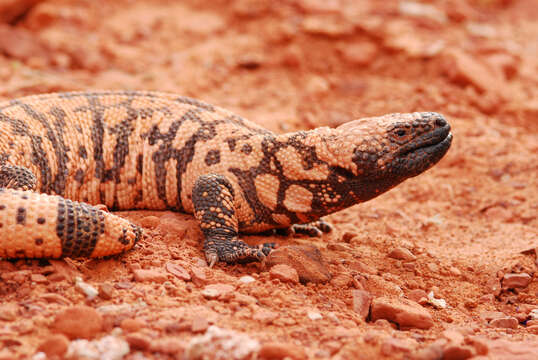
[206,252,218,268]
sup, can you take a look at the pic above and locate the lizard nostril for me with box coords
[435,117,447,128]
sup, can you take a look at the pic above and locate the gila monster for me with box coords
[0,91,452,266]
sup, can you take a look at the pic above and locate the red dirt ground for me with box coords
[0,0,536,359]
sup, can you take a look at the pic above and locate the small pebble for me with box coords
[266,245,330,283]
[234,293,257,305]
[371,297,434,329]
[75,276,99,300]
[191,316,209,333]
[327,242,352,252]
[413,344,443,360]
[380,337,416,355]
[151,338,186,354]
[253,308,279,324]
[305,75,330,95]
[48,272,66,282]
[37,334,69,357]
[307,310,323,321]
[449,267,462,276]
[156,215,188,237]
[480,311,506,321]
[41,293,71,305]
[186,326,260,359]
[120,318,145,333]
[427,263,439,273]
[442,330,464,345]
[139,215,160,229]
[0,304,17,321]
[352,290,372,320]
[53,305,103,339]
[330,273,353,287]
[490,317,518,329]
[479,294,495,303]
[408,289,428,303]
[258,342,307,360]
[66,336,129,360]
[165,262,191,281]
[201,283,235,299]
[133,269,168,283]
[31,274,48,283]
[341,231,357,242]
[98,283,115,300]
[115,281,133,289]
[191,266,208,286]
[239,275,256,284]
[339,42,378,66]
[269,264,299,284]
[502,273,532,288]
[427,291,447,309]
[442,344,474,360]
[388,247,416,261]
[125,333,151,351]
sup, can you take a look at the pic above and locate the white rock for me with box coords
[239,276,256,284]
[399,2,447,23]
[75,276,99,300]
[31,353,46,360]
[66,336,129,360]
[307,311,323,321]
[428,291,447,309]
[186,325,260,360]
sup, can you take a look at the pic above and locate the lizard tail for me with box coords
[0,188,141,259]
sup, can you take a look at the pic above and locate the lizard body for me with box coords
[0,91,452,265]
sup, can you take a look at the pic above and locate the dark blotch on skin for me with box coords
[136,154,143,174]
[74,169,85,183]
[35,238,43,245]
[79,146,87,159]
[37,217,46,224]
[16,207,26,224]
[204,149,221,166]
[241,144,252,154]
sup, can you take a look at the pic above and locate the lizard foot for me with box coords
[289,219,333,237]
[204,238,276,267]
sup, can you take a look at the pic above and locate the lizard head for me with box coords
[321,112,452,202]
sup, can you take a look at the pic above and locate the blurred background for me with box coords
[0,0,535,134]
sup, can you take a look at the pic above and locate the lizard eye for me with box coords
[396,129,406,137]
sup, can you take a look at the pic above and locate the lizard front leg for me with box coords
[192,174,275,267]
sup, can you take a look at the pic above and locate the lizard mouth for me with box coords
[398,123,452,159]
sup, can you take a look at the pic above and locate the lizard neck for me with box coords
[252,128,360,225]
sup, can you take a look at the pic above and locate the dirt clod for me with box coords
[371,297,434,330]
[52,305,103,339]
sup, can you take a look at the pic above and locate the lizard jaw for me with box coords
[397,118,452,158]
[395,124,452,177]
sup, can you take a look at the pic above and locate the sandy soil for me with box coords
[0,0,536,359]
